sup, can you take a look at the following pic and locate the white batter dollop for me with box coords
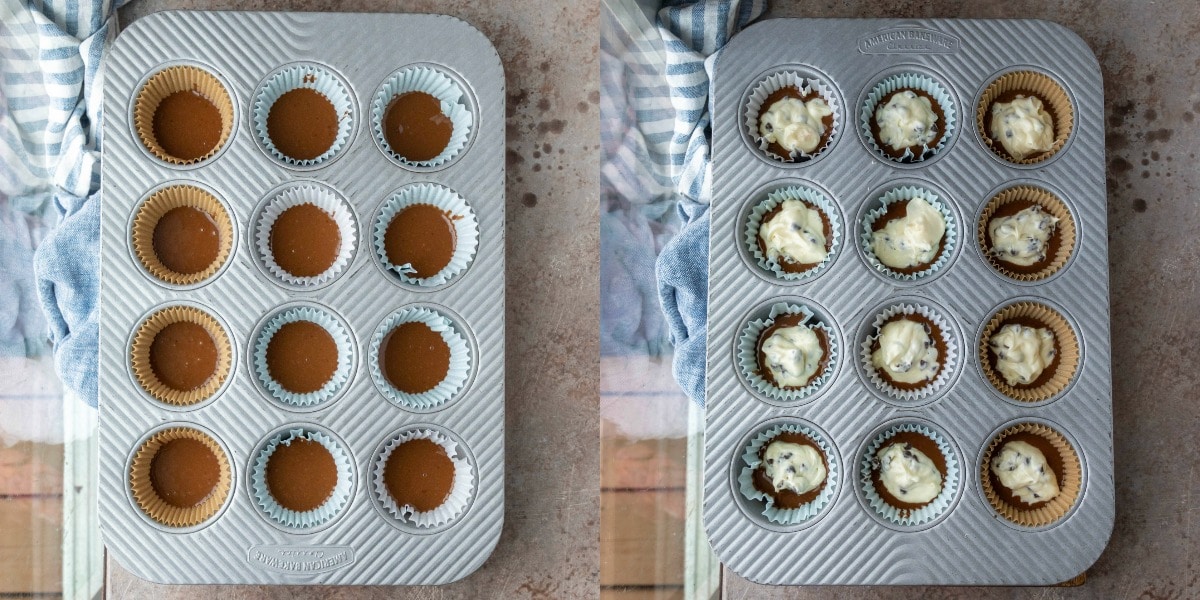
[989,324,1056,386]
[988,205,1060,266]
[875,89,938,151]
[759,199,828,267]
[759,96,833,155]
[990,95,1055,160]
[990,440,1060,505]
[870,197,946,270]
[871,319,940,385]
[761,324,824,388]
[875,441,942,505]
[763,440,827,496]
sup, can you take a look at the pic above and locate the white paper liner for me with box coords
[373,428,475,528]
[250,428,353,530]
[737,422,838,525]
[860,185,958,281]
[744,185,841,281]
[373,183,479,287]
[254,183,357,288]
[368,306,472,410]
[738,303,838,402]
[860,302,959,402]
[859,423,959,527]
[860,72,956,163]
[253,306,354,407]
[744,71,840,162]
[371,66,474,168]
[252,64,354,167]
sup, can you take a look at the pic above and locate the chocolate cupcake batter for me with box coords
[266,437,337,513]
[870,88,946,160]
[383,91,453,162]
[384,204,457,279]
[870,314,947,391]
[985,199,1062,275]
[384,438,455,512]
[871,200,947,274]
[152,206,220,275]
[150,437,220,508]
[150,321,217,391]
[153,90,222,161]
[270,203,341,278]
[871,431,946,511]
[267,88,338,161]
[756,313,829,389]
[751,432,827,509]
[987,432,1063,510]
[987,316,1061,389]
[380,322,451,394]
[758,86,834,161]
[266,321,338,394]
[757,201,832,273]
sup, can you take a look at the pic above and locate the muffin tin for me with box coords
[99,11,504,585]
[703,19,1112,585]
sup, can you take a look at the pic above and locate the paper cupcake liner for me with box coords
[978,186,1077,282]
[738,303,838,402]
[861,72,956,163]
[252,64,354,167]
[979,302,1080,402]
[129,427,232,528]
[860,185,958,281]
[253,306,354,407]
[131,184,234,286]
[860,422,959,527]
[860,302,959,402]
[254,183,357,288]
[977,70,1074,165]
[372,66,475,168]
[369,307,472,410]
[373,428,475,528]
[133,65,234,165]
[745,71,840,162]
[744,186,841,281]
[373,183,480,287]
[980,422,1082,528]
[738,422,838,525]
[250,428,354,530]
[131,305,232,406]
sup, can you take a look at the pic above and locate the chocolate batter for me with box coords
[266,320,338,394]
[871,200,947,274]
[758,86,834,161]
[987,316,1061,389]
[384,204,457,278]
[987,432,1063,510]
[384,438,455,512]
[149,321,217,391]
[756,201,832,273]
[266,437,337,513]
[150,437,220,508]
[383,91,453,162]
[985,199,1062,275]
[267,88,338,161]
[152,206,220,275]
[380,321,450,394]
[871,431,946,512]
[153,90,222,161]
[870,88,946,161]
[751,432,827,509]
[870,314,947,391]
[988,90,1058,161]
[270,203,340,278]
[755,313,829,389]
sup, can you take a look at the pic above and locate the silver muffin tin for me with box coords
[99,11,504,585]
[703,19,1113,585]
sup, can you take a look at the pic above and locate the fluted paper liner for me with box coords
[738,422,838,525]
[129,427,231,528]
[133,65,234,165]
[977,71,1074,165]
[131,306,232,406]
[374,183,480,287]
[738,303,838,402]
[860,423,959,527]
[745,71,840,162]
[254,183,357,288]
[250,428,354,530]
[373,428,475,528]
[253,306,354,408]
[860,302,959,403]
[744,185,841,281]
[252,64,354,167]
[861,72,956,163]
[372,66,475,168]
[369,306,472,410]
[131,185,234,286]
[860,185,957,281]
[978,186,1077,281]
[980,422,1082,528]
[980,302,1079,403]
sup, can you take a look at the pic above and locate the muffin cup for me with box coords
[252,64,354,167]
[254,183,357,288]
[374,183,480,287]
[745,71,840,163]
[977,71,1074,165]
[131,184,234,286]
[860,302,959,402]
[737,422,838,525]
[129,427,232,528]
[253,306,354,408]
[980,302,1080,403]
[860,185,958,282]
[738,303,838,402]
[250,428,354,530]
[744,185,841,281]
[860,422,959,527]
[372,66,475,168]
[861,72,956,163]
[373,428,475,529]
[978,186,1077,282]
[133,65,234,165]
[369,306,472,410]
[980,422,1082,528]
[131,305,232,406]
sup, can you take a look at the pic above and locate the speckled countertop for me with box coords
[106,1,599,598]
